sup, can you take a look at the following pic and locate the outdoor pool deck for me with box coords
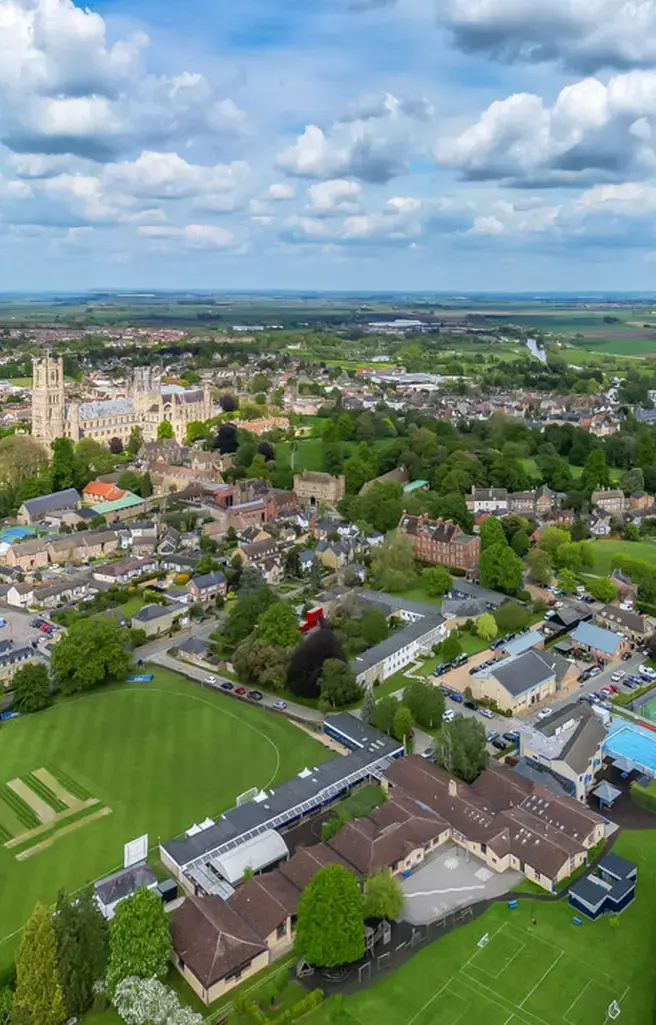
[606,719,656,777]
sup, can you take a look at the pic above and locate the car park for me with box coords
[479,707,494,719]
[443,709,455,723]
[220,681,233,691]
[273,699,287,710]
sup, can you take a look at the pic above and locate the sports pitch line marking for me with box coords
[503,923,633,994]
[519,952,564,1010]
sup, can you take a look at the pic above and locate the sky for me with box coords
[3,0,656,291]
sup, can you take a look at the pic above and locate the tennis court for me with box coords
[408,923,629,1025]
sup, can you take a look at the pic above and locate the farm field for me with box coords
[0,666,330,967]
[307,830,655,1025]
[590,539,656,575]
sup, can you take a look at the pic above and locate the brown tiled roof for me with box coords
[171,896,266,989]
[399,514,463,544]
[228,877,291,941]
[278,844,355,889]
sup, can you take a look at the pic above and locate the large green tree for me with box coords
[421,565,452,598]
[11,663,50,714]
[51,437,80,492]
[480,542,524,594]
[106,888,171,996]
[295,866,365,967]
[476,613,498,644]
[440,632,462,662]
[257,601,299,648]
[51,618,133,695]
[435,715,487,783]
[362,871,404,921]
[370,532,417,593]
[318,659,361,710]
[225,587,277,646]
[479,516,507,550]
[157,421,175,440]
[76,438,115,478]
[526,547,553,586]
[54,889,109,1018]
[403,679,445,729]
[392,704,413,743]
[585,577,618,603]
[538,526,571,560]
[14,901,66,1025]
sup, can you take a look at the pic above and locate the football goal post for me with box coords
[477,934,489,949]
[608,1001,621,1020]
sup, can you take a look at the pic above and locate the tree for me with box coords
[109,437,123,455]
[113,976,204,1025]
[557,568,579,594]
[369,691,399,733]
[621,467,645,495]
[440,632,463,662]
[14,901,66,1025]
[0,434,48,489]
[219,393,238,412]
[284,546,302,579]
[215,422,239,453]
[11,662,50,714]
[403,679,444,729]
[586,576,618,603]
[476,613,498,644]
[361,686,376,725]
[238,564,266,597]
[526,547,553,586]
[258,601,299,648]
[54,889,109,1018]
[322,443,344,476]
[157,421,174,441]
[511,529,530,557]
[106,888,171,996]
[435,715,487,783]
[233,637,290,690]
[51,618,133,695]
[185,421,209,445]
[538,526,571,560]
[360,608,388,646]
[225,587,277,646]
[393,703,413,743]
[139,472,153,499]
[480,542,524,595]
[118,470,140,493]
[421,565,452,598]
[494,600,529,633]
[370,532,417,593]
[286,627,347,699]
[319,659,360,710]
[581,448,610,493]
[51,437,79,491]
[362,871,404,921]
[480,516,507,550]
[76,437,115,478]
[127,427,143,456]
[295,866,364,968]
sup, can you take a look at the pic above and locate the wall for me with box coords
[175,949,270,1006]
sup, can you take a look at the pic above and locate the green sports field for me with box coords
[0,667,330,967]
[591,539,656,575]
[309,831,655,1024]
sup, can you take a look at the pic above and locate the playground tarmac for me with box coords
[400,843,523,926]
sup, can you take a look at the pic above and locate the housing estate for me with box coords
[397,512,480,571]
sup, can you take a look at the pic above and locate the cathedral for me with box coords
[31,354,213,447]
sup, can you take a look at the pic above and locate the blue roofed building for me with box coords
[571,621,628,662]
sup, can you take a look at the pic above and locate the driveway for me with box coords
[399,843,523,926]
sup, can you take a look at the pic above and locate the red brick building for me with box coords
[398,512,480,571]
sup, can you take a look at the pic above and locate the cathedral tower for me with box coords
[32,353,65,445]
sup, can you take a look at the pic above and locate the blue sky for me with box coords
[2,0,656,290]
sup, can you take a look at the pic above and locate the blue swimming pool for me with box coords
[605,720,656,776]
[0,526,36,542]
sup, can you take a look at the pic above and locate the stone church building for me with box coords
[32,354,213,446]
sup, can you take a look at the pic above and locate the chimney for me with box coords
[448,779,458,798]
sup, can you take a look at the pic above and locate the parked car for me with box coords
[235,687,247,696]
[453,654,469,667]
[492,738,509,751]
[639,664,656,681]
[611,671,625,683]
[589,666,602,678]
[464,699,478,710]
[220,681,233,691]
[204,675,217,685]
[443,709,455,723]
[273,699,287,710]
[503,731,519,743]
[486,730,499,742]
[450,692,463,703]
[608,684,620,694]
[622,651,633,662]
[248,690,263,701]
[479,707,494,719]
[537,707,553,720]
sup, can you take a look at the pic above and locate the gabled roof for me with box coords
[171,896,266,988]
[21,489,80,517]
[571,621,623,656]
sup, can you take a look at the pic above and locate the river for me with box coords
[526,336,547,364]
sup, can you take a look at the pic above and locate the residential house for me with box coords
[212,500,268,534]
[3,538,50,572]
[177,636,211,666]
[299,549,317,574]
[0,646,41,692]
[293,470,345,506]
[610,570,639,601]
[570,621,628,662]
[265,489,300,521]
[92,557,157,585]
[589,515,612,537]
[543,603,593,637]
[47,530,120,565]
[507,486,557,520]
[131,602,188,637]
[596,604,654,643]
[18,489,81,525]
[316,539,351,571]
[82,481,127,505]
[466,487,509,516]
[161,552,201,575]
[157,527,181,556]
[187,571,227,603]
[629,491,653,511]
[517,702,606,802]
[591,489,626,516]
[398,513,480,571]
[237,538,279,566]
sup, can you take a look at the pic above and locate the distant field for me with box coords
[275,437,399,473]
[591,539,656,575]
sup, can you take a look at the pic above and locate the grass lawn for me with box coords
[373,671,416,699]
[119,595,145,617]
[591,539,656,575]
[0,666,330,969]
[308,829,656,1025]
[393,583,443,608]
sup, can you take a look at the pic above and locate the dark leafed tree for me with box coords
[286,626,347,699]
[214,422,239,453]
[295,866,364,968]
[219,393,238,412]
[54,889,108,1018]
[108,437,123,455]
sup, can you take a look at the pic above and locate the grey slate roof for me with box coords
[350,613,443,674]
[21,488,80,518]
[132,601,186,623]
[95,863,157,906]
[537,702,605,775]
[448,580,508,609]
[191,571,226,590]
[481,649,556,698]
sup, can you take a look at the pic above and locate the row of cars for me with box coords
[203,674,289,711]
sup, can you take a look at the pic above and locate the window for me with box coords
[276,922,287,940]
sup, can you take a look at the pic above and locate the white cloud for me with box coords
[435,69,656,184]
[0,0,246,159]
[103,151,250,201]
[441,0,656,72]
[306,179,362,213]
[139,223,235,249]
[268,182,295,200]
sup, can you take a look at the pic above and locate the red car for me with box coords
[235,687,247,696]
